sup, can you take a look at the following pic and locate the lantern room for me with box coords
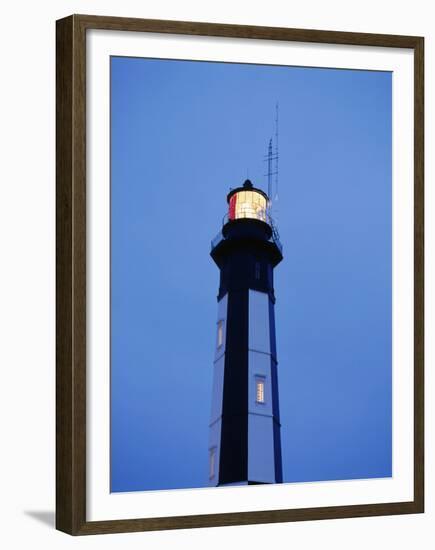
[227,180,268,223]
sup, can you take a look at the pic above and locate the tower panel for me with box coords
[208,294,227,486]
[248,415,276,483]
[247,289,281,483]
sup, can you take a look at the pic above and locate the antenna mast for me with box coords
[264,102,279,217]
[274,102,279,221]
[267,138,273,200]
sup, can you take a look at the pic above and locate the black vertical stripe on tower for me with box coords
[269,297,283,483]
[268,297,277,363]
[272,415,283,483]
[218,289,249,485]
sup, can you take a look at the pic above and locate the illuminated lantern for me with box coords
[228,181,268,222]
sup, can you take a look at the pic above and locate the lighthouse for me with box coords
[208,179,283,486]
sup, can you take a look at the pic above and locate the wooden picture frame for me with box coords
[56,14,424,535]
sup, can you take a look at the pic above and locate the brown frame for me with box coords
[56,14,424,535]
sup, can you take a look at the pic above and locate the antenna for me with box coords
[274,102,279,222]
[264,102,279,217]
[267,138,273,200]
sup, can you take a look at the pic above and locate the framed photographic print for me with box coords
[56,14,424,535]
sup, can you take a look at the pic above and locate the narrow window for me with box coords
[217,320,224,348]
[255,261,261,280]
[256,377,265,404]
[209,448,216,479]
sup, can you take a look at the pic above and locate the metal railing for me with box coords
[210,212,282,253]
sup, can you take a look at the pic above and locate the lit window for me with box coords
[217,320,224,348]
[256,378,265,403]
[209,448,216,479]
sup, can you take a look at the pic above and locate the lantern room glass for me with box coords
[229,190,267,222]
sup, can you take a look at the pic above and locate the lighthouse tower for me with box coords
[208,179,283,486]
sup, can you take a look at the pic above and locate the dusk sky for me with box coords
[110,56,392,492]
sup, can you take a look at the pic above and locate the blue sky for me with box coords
[110,56,392,492]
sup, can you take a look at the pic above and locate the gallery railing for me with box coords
[211,212,283,254]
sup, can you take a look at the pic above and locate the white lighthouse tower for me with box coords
[208,179,283,486]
